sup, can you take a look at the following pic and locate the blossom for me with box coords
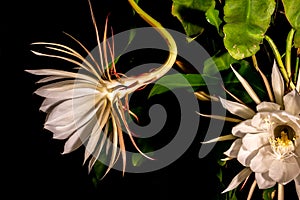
[26,0,177,177]
[203,60,300,199]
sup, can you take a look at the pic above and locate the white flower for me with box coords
[26,0,177,177]
[216,60,300,198]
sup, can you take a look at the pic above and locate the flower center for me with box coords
[269,125,296,159]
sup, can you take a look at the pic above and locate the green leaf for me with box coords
[148,73,219,98]
[281,0,300,47]
[171,0,214,38]
[205,1,223,35]
[203,52,249,75]
[223,0,276,60]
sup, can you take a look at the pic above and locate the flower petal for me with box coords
[271,60,284,107]
[283,89,300,116]
[224,138,242,158]
[222,167,252,193]
[63,117,98,154]
[255,172,276,189]
[250,146,273,173]
[269,157,300,185]
[237,145,258,167]
[242,132,269,152]
[232,119,260,137]
[256,101,281,112]
[219,97,256,119]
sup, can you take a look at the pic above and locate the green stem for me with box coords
[294,57,299,83]
[285,28,295,78]
[264,35,295,89]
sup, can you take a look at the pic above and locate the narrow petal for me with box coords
[222,168,252,193]
[25,69,99,85]
[34,80,100,99]
[201,134,237,144]
[269,157,300,185]
[219,97,256,119]
[283,89,300,116]
[230,65,261,104]
[271,60,284,107]
[63,117,97,154]
[223,138,242,158]
[255,172,276,189]
[256,101,281,112]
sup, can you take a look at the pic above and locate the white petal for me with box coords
[63,117,97,154]
[219,97,256,119]
[45,94,99,127]
[283,89,300,116]
[271,60,284,107]
[250,146,273,173]
[256,101,281,112]
[26,69,99,84]
[83,120,103,164]
[242,132,269,152]
[255,172,276,189]
[269,157,300,185]
[46,95,102,139]
[232,119,260,137]
[222,168,252,193]
[224,139,242,158]
[35,80,100,99]
[237,145,258,166]
[251,112,271,130]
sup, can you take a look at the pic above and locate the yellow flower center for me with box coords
[269,125,296,160]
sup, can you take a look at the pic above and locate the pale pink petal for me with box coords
[219,97,256,119]
[224,139,242,158]
[242,132,269,152]
[237,145,258,167]
[283,89,300,116]
[256,101,281,112]
[255,172,276,189]
[232,119,260,137]
[250,146,273,173]
[271,60,284,107]
[269,157,300,185]
[222,168,252,193]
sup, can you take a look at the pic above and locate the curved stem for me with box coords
[264,35,295,90]
[127,0,177,82]
[285,28,295,78]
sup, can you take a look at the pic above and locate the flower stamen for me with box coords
[269,125,296,159]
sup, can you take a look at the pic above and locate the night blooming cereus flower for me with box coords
[202,59,300,199]
[26,0,177,177]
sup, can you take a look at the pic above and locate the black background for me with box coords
[3,0,299,199]
[2,0,222,199]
